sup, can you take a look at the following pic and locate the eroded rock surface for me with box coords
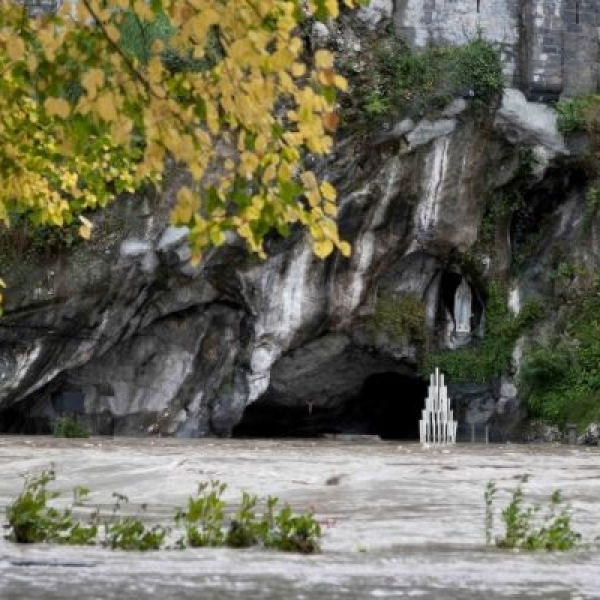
[2,6,598,440]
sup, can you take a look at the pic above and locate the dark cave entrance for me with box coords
[355,372,427,440]
[232,372,428,440]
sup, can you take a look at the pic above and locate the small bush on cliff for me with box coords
[485,477,581,551]
[519,271,600,428]
[340,32,503,125]
[367,293,427,346]
[555,95,600,134]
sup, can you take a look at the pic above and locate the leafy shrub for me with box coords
[174,480,226,547]
[368,293,427,346]
[175,481,322,553]
[519,272,600,428]
[225,491,260,548]
[5,469,96,545]
[485,477,581,551]
[340,32,503,125]
[4,470,323,554]
[265,503,322,553]
[103,493,167,551]
[53,415,90,439]
[555,96,599,134]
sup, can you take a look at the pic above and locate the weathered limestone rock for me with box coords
[356,0,393,28]
[405,119,456,150]
[494,89,567,156]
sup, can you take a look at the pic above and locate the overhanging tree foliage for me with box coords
[0,0,360,310]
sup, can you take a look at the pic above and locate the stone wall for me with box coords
[18,0,61,17]
[393,0,600,99]
[562,0,600,97]
[393,0,521,83]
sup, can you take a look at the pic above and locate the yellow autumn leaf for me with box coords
[105,24,121,43]
[333,75,348,91]
[324,201,337,217]
[26,54,38,73]
[44,97,71,119]
[338,240,351,257]
[314,50,334,70]
[96,93,118,122]
[210,226,226,246]
[291,63,306,77]
[313,238,334,258]
[7,36,25,62]
[300,171,318,190]
[325,0,339,18]
[148,57,164,83]
[78,215,93,240]
[82,68,105,99]
[320,181,337,201]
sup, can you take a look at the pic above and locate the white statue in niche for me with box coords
[454,278,472,334]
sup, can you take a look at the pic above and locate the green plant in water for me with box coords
[225,491,260,548]
[53,415,90,439]
[102,492,167,551]
[5,471,323,554]
[175,480,227,547]
[485,476,581,551]
[484,480,496,547]
[266,503,322,553]
[5,469,96,545]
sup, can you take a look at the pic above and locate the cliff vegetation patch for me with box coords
[422,282,542,383]
[367,292,427,346]
[519,271,600,429]
[339,31,503,125]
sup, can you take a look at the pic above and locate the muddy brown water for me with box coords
[0,436,599,599]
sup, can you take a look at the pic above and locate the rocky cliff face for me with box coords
[0,4,598,440]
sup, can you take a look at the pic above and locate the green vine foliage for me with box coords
[519,273,600,428]
[555,95,600,134]
[423,282,543,383]
[367,293,427,346]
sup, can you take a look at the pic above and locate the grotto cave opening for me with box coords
[355,372,427,440]
[233,371,428,440]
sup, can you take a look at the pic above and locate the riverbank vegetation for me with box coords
[485,476,582,551]
[4,469,322,553]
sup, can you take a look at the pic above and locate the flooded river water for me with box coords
[0,436,598,599]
